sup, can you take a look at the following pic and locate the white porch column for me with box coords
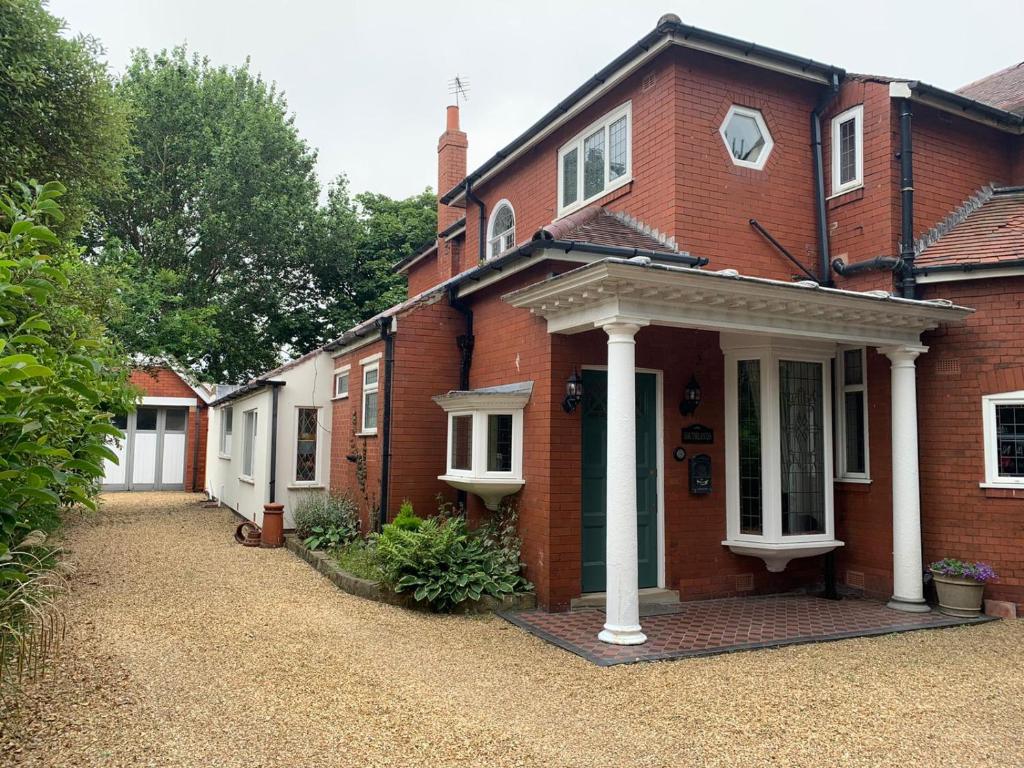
[881,344,931,613]
[598,319,648,645]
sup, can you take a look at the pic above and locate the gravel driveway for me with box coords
[2,492,1022,767]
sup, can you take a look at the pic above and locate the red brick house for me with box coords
[324,14,1024,641]
[102,361,214,492]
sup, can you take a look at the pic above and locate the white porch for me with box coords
[506,258,972,645]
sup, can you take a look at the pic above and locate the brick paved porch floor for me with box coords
[500,595,994,666]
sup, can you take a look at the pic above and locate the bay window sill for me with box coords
[722,539,845,572]
[438,474,524,511]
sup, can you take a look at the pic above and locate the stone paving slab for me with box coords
[501,594,995,666]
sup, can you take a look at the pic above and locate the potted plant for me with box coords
[928,558,998,617]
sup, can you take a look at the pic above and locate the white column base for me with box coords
[598,625,648,645]
[887,597,931,613]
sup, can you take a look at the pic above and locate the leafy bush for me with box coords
[293,492,359,546]
[476,503,533,594]
[333,539,384,582]
[375,513,530,612]
[390,499,423,531]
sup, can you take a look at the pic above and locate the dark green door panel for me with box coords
[581,369,659,593]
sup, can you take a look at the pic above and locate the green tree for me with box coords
[92,47,321,381]
[0,0,128,233]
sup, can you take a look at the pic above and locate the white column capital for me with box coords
[878,344,928,366]
[595,316,649,339]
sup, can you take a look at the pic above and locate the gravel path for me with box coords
[2,492,1022,767]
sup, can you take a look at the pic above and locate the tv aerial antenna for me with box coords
[448,74,470,107]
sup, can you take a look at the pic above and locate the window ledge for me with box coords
[438,474,524,511]
[979,482,1024,498]
[331,395,349,401]
[555,177,632,221]
[218,453,232,461]
[239,476,255,485]
[355,430,377,438]
[288,483,324,490]
[827,183,864,202]
[722,539,845,572]
[835,476,872,485]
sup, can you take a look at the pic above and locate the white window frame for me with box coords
[834,346,871,482]
[333,365,350,400]
[557,101,632,218]
[241,408,257,480]
[486,199,516,259]
[360,359,380,435]
[719,105,774,171]
[293,406,322,486]
[830,104,864,197]
[443,409,523,480]
[219,407,233,458]
[722,336,838,546]
[982,391,1024,487]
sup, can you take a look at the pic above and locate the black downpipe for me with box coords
[377,318,395,531]
[832,256,901,277]
[464,179,487,262]
[191,406,201,492]
[811,74,840,286]
[447,285,474,514]
[898,99,917,298]
[269,385,280,503]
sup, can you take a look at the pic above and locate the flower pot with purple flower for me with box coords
[928,559,998,617]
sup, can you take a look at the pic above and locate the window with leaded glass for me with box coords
[557,103,631,215]
[450,415,473,471]
[295,407,319,483]
[836,347,869,480]
[779,360,825,535]
[487,414,513,472]
[738,360,762,534]
[487,202,516,259]
[831,105,863,195]
[983,392,1024,486]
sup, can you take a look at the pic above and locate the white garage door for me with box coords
[102,407,190,491]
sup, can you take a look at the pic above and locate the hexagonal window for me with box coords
[720,106,773,170]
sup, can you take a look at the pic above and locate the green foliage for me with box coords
[332,539,384,582]
[0,181,133,689]
[390,500,423,531]
[0,0,128,233]
[476,503,533,594]
[375,515,531,612]
[293,492,360,543]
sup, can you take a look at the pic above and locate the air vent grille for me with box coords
[846,570,866,590]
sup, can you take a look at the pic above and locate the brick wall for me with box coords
[128,366,208,491]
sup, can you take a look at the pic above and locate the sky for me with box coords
[49,0,1024,201]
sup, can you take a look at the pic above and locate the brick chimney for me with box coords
[437,105,467,236]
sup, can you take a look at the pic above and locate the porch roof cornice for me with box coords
[503,258,973,347]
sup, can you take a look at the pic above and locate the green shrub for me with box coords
[476,503,533,594]
[293,493,359,547]
[333,539,384,582]
[390,499,423,531]
[375,514,528,612]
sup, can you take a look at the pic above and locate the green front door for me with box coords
[581,369,659,593]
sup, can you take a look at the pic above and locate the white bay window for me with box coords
[434,382,532,510]
[722,335,844,571]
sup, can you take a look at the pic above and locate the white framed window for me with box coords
[557,102,632,217]
[361,361,379,435]
[722,336,842,572]
[719,105,774,170]
[334,365,350,399]
[219,407,233,457]
[294,406,320,484]
[982,391,1024,487]
[487,200,516,259]
[444,410,521,479]
[830,104,863,196]
[241,409,257,479]
[835,347,870,481]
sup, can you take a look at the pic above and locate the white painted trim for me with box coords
[835,345,871,481]
[139,396,197,407]
[486,199,516,260]
[219,406,233,458]
[557,102,633,218]
[830,104,864,197]
[333,368,350,399]
[982,390,1024,487]
[719,105,774,171]
[916,267,1024,284]
[330,332,388,359]
[581,365,666,590]
[360,361,380,435]
[241,408,258,479]
[334,363,351,373]
[359,352,383,366]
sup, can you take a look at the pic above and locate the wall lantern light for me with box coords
[680,374,702,416]
[562,368,584,414]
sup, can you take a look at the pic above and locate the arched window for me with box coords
[487,201,515,259]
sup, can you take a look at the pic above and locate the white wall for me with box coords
[205,351,334,529]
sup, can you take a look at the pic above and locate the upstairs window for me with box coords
[487,201,516,258]
[835,347,870,480]
[557,102,631,216]
[720,106,773,170]
[219,407,233,457]
[831,105,863,196]
[982,391,1024,487]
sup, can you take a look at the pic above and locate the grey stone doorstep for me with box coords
[283,534,536,614]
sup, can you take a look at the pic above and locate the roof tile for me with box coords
[916,187,1024,268]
